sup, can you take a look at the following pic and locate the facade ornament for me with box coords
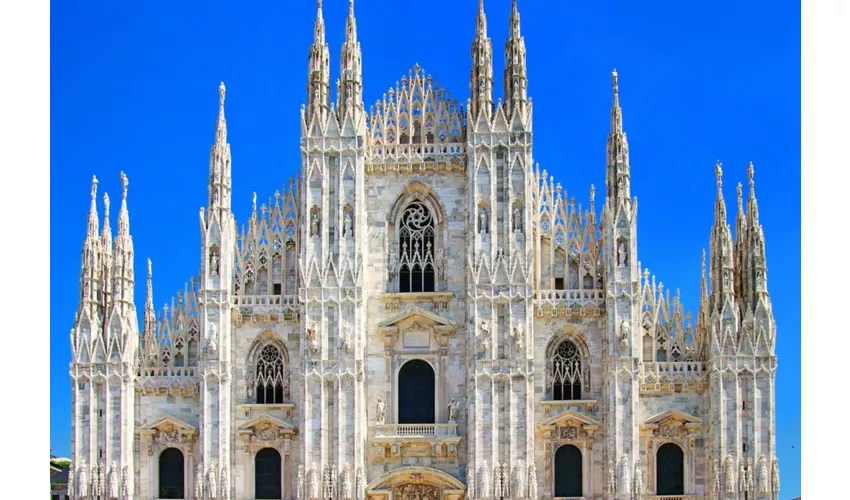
[620,319,631,351]
[207,462,218,499]
[341,462,353,499]
[745,457,754,492]
[436,247,445,280]
[78,459,88,498]
[311,210,321,237]
[121,465,130,499]
[95,461,105,497]
[606,458,616,494]
[388,250,398,278]
[479,460,490,498]
[207,322,218,356]
[771,457,780,492]
[527,462,538,499]
[108,461,119,499]
[209,246,220,276]
[448,398,460,423]
[738,458,747,492]
[466,467,476,499]
[477,320,491,353]
[618,455,630,495]
[513,206,523,232]
[305,322,319,354]
[195,463,204,500]
[375,396,386,424]
[511,323,525,351]
[67,469,75,499]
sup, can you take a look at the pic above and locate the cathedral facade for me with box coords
[67,1,780,499]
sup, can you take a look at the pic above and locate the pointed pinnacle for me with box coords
[216,82,227,145]
[476,0,488,35]
[737,182,744,214]
[118,171,130,236]
[612,69,619,94]
[715,162,723,194]
[747,161,756,192]
[345,0,357,42]
[314,0,325,42]
[87,175,100,238]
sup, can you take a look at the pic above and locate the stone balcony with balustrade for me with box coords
[639,361,707,394]
[370,423,462,463]
[533,289,606,318]
[365,143,467,175]
[135,366,199,396]
[232,294,300,324]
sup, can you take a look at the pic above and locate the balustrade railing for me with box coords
[233,295,299,307]
[367,143,466,159]
[645,496,697,500]
[373,423,458,438]
[534,289,605,305]
[641,362,706,376]
[138,366,197,378]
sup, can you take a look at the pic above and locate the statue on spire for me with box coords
[219,81,226,107]
[120,171,129,199]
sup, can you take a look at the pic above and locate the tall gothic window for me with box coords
[251,344,289,404]
[551,340,582,400]
[554,444,582,498]
[159,448,184,499]
[397,359,435,424]
[255,448,282,499]
[398,202,436,293]
[656,443,685,495]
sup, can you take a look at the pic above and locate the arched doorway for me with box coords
[159,447,184,499]
[255,447,282,499]
[398,359,435,424]
[554,444,582,498]
[656,443,685,495]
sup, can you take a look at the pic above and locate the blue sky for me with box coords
[51,0,800,496]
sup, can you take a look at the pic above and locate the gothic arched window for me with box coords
[551,340,582,400]
[656,443,685,495]
[255,448,282,499]
[397,359,435,424]
[252,344,288,404]
[398,202,436,293]
[554,444,582,498]
[159,447,184,499]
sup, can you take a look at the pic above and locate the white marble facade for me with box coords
[67,2,780,499]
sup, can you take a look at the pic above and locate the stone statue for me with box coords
[745,457,754,492]
[388,250,398,278]
[220,466,229,499]
[78,460,89,498]
[95,461,104,496]
[435,247,445,280]
[375,397,386,424]
[618,241,628,267]
[356,467,365,500]
[527,463,538,499]
[195,463,204,500]
[605,458,616,494]
[208,323,218,356]
[341,463,353,499]
[311,210,321,237]
[67,470,75,499]
[466,467,476,499]
[306,323,319,354]
[634,458,645,495]
[309,464,320,500]
[209,248,220,276]
[478,209,487,234]
[121,465,130,499]
[511,460,525,499]
[771,457,780,492]
[511,323,524,351]
[479,461,490,498]
[493,463,503,499]
[757,456,769,493]
[108,461,119,499]
[712,457,721,494]
[207,463,218,499]
[448,398,460,422]
[296,465,305,500]
[477,320,491,353]
[618,455,630,495]
[513,207,522,232]
[724,456,736,493]
[344,212,353,237]
[340,322,353,352]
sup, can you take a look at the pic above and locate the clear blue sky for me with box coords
[51,0,800,496]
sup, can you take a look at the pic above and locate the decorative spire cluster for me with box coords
[503,0,528,118]
[208,82,232,221]
[469,0,493,121]
[606,69,631,206]
[306,0,331,124]
[337,0,364,124]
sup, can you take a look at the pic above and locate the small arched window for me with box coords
[252,344,288,404]
[551,340,582,400]
[398,202,436,293]
[656,443,685,495]
[159,448,184,499]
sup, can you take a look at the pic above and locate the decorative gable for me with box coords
[538,409,602,439]
[642,409,702,438]
[139,416,197,444]
[376,306,457,355]
[237,414,297,441]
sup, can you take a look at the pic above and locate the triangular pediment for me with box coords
[538,409,601,430]
[376,306,457,333]
[140,415,197,435]
[237,414,297,437]
[644,408,702,426]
